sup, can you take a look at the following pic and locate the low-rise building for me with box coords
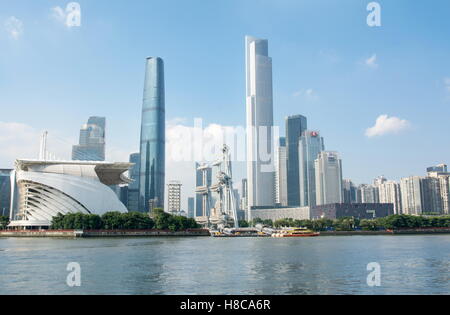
[311,203,394,220]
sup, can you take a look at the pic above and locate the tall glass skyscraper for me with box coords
[0,169,12,217]
[286,115,307,206]
[245,36,275,215]
[139,57,165,212]
[299,130,324,207]
[72,116,106,161]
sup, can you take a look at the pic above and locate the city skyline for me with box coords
[1,1,450,211]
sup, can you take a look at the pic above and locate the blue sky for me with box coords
[1,0,450,205]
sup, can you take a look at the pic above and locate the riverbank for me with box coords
[0,229,211,238]
[320,228,450,236]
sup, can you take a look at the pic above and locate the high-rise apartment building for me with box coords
[72,116,106,161]
[400,176,423,215]
[421,177,443,214]
[241,179,248,212]
[286,115,308,206]
[378,181,402,214]
[315,152,343,205]
[139,57,165,212]
[275,137,288,206]
[358,184,379,203]
[246,36,275,216]
[299,130,324,207]
[167,181,182,215]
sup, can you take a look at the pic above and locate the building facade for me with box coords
[343,179,357,204]
[250,206,311,222]
[72,116,106,161]
[275,137,288,206]
[245,36,275,215]
[286,115,308,206]
[0,169,12,217]
[167,181,182,215]
[9,160,131,229]
[139,57,166,212]
[299,130,324,207]
[311,203,394,220]
[126,153,140,212]
[315,151,343,205]
[378,181,402,214]
[188,197,195,218]
[196,163,212,217]
[400,176,423,215]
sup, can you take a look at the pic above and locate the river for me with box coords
[0,235,449,295]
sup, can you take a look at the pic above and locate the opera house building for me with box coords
[9,159,132,229]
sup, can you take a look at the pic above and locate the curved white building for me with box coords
[9,159,133,229]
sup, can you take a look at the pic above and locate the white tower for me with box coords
[245,36,275,219]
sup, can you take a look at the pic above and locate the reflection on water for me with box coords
[0,236,449,295]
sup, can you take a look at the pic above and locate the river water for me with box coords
[0,235,449,295]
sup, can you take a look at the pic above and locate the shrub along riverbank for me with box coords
[51,209,199,232]
[248,215,450,232]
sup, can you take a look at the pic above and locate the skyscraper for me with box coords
[0,169,12,217]
[127,153,140,212]
[286,115,308,206]
[72,116,106,161]
[188,197,195,218]
[275,137,288,206]
[315,151,343,205]
[246,36,275,216]
[342,179,357,204]
[299,130,324,207]
[139,57,165,212]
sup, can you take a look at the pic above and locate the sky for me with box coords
[1,0,450,210]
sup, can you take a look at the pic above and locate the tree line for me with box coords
[51,209,199,231]
[246,215,450,231]
[0,216,9,230]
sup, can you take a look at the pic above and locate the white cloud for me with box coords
[365,115,410,138]
[444,77,450,93]
[4,16,23,40]
[365,54,378,69]
[293,88,319,100]
[51,6,67,24]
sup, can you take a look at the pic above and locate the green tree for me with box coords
[0,215,10,230]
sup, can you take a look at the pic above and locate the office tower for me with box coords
[139,57,165,212]
[358,184,379,203]
[275,137,288,206]
[0,169,12,217]
[315,152,343,205]
[167,181,182,215]
[233,189,241,211]
[400,176,423,215]
[378,181,402,214]
[72,116,106,161]
[421,177,443,214]
[127,153,140,212]
[343,179,357,204]
[245,36,275,215]
[299,131,325,207]
[241,178,248,211]
[196,162,212,217]
[188,197,195,218]
[286,115,308,206]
